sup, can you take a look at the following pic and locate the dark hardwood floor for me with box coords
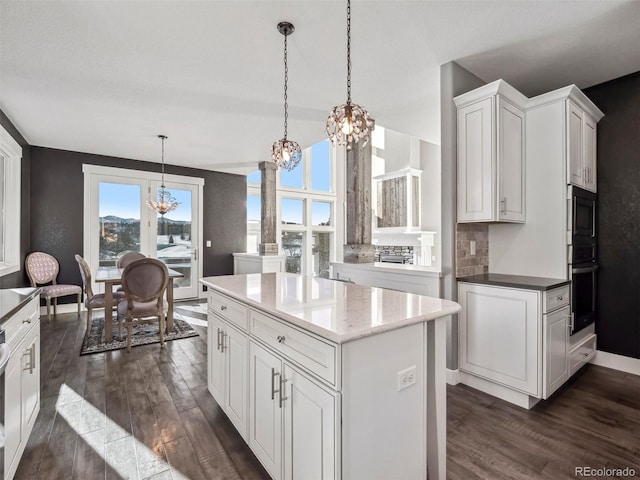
[15,308,640,479]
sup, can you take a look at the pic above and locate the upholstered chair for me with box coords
[116,251,146,268]
[26,252,82,321]
[117,258,169,352]
[75,254,126,339]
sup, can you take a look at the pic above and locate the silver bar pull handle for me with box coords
[568,313,575,332]
[216,328,222,351]
[279,376,288,409]
[271,368,280,400]
[221,332,227,352]
[30,343,35,374]
[500,198,507,215]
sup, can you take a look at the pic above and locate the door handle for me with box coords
[572,265,598,274]
[271,368,280,400]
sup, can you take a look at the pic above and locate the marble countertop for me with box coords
[0,287,41,327]
[200,273,460,344]
[331,261,442,277]
[457,273,570,291]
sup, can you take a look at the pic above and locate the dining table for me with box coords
[95,265,184,343]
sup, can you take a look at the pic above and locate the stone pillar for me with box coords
[259,161,279,255]
[344,139,375,263]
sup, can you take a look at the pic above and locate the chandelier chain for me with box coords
[160,135,166,188]
[346,0,351,104]
[283,31,289,140]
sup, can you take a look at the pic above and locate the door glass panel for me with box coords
[311,201,331,226]
[98,182,141,266]
[156,187,192,290]
[312,232,331,278]
[281,198,303,225]
[281,231,303,274]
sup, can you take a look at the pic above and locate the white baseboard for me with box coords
[446,368,460,385]
[459,371,540,409]
[591,350,640,376]
[39,303,82,316]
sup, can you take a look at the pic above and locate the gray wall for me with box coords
[0,110,31,288]
[440,61,486,370]
[584,72,640,359]
[29,146,247,297]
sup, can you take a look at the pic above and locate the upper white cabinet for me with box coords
[455,80,526,223]
[567,100,598,192]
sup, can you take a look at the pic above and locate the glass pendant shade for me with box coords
[271,138,302,171]
[271,21,301,172]
[146,135,180,216]
[326,0,374,149]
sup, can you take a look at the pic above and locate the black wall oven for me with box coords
[570,186,597,335]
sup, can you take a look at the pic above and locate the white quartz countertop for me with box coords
[331,261,442,277]
[200,273,460,344]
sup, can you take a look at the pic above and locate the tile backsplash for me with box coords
[456,224,488,277]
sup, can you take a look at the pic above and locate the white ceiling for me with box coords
[1,1,638,174]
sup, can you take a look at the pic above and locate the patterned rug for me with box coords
[79,303,206,355]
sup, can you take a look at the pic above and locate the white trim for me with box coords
[453,79,529,110]
[591,350,640,376]
[0,124,22,277]
[446,368,460,385]
[82,164,205,186]
[459,371,541,409]
[528,85,604,120]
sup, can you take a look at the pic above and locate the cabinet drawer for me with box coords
[4,297,39,350]
[209,292,248,331]
[250,309,337,387]
[543,285,570,313]
[569,333,596,375]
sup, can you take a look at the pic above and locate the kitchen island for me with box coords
[200,273,460,480]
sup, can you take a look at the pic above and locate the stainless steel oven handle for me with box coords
[592,200,596,238]
[572,265,598,274]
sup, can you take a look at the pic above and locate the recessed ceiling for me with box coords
[1,1,638,174]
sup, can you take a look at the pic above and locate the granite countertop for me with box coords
[457,273,570,291]
[0,287,41,327]
[200,273,460,344]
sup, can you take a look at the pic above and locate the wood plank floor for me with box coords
[15,308,640,479]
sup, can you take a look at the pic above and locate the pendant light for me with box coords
[326,0,374,149]
[146,135,180,216]
[271,21,302,171]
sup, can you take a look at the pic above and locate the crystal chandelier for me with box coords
[326,0,374,149]
[146,135,180,216]
[271,21,302,171]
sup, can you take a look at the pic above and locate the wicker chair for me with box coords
[117,258,169,352]
[75,254,126,339]
[26,252,82,321]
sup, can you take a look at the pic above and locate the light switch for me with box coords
[206,240,212,247]
[470,240,476,256]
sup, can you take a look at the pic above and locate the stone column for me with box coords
[259,161,279,255]
[344,139,375,263]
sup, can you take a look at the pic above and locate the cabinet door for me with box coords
[497,97,525,222]
[543,306,570,399]
[567,100,585,188]
[5,352,23,479]
[459,283,540,396]
[583,115,597,192]
[224,324,248,440]
[283,365,337,480]
[249,341,283,480]
[208,313,226,406]
[457,97,494,222]
[21,326,40,433]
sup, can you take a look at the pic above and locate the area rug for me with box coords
[79,304,205,355]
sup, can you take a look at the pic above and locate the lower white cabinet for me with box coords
[207,312,248,439]
[4,295,41,480]
[459,283,573,405]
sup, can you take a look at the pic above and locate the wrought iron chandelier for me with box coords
[271,21,302,171]
[326,0,374,149]
[146,135,180,216]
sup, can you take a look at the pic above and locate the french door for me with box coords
[83,165,203,300]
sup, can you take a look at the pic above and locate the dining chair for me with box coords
[117,258,169,352]
[26,252,82,321]
[117,251,146,268]
[75,254,126,339]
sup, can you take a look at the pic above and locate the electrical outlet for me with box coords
[397,365,417,392]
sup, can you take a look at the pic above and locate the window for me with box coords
[246,139,336,277]
[0,125,22,277]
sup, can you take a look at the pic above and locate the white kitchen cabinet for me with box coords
[567,99,597,192]
[459,282,572,407]
[207,310,248,439]
[455,80,526,223]
[283,364,337,480]
[3,294,40,480]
